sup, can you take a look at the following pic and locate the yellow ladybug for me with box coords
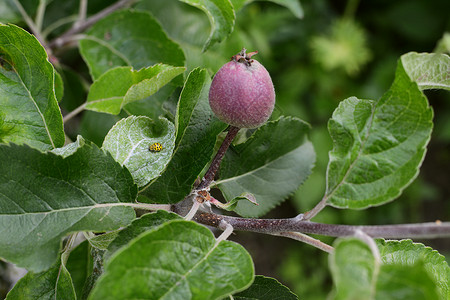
[149,142,163,152]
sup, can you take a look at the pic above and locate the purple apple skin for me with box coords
[209,55,275,129]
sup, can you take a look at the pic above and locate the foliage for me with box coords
[0,0,449,299]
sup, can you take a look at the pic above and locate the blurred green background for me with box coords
[1,0,449,298]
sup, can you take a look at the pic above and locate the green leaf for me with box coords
[325,57,433,209]
[102,116,176,187]
[330,238,378,300]
[179,0,236,51]
[217,117,315,217]
[401,52,450,90]
[89,220,254,299]
[141,68,227,203]
[79,10,185,80]
[51,135,85,158]
[85,64,185,115]
[233,275,298,299]
[376,263,440,300]
[330,238,445,300]
[6,256,76,300]
[86,230,120,251]
[0,24,64,150]
[212,192,258,211]
[66,241,90,299]
[434,32,450,53]
[81,247,105,299]
[231,0,303,18]
[376,239,449,300]
[120,83,178,120]
[0,142,137,272]
[105,210,181,260]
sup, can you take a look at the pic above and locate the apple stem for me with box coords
[196,126,240,190]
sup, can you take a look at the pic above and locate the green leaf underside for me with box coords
[85,64,185,115]
[401,52,450,90]
[325,56,434,209]
[330,238,377,300]
[86,230,120,251]
[376,239,449,299]
[141,68,227,204]
[0,143,137,272]
[105,210,181,261]
[51,135,85,158]
[102,116,176,187]
[6,256,76,300]
[218,117,315,217]
[330,238,446,300]
[216,193,257,211]
[179,0,235,51]
[0,24,64,150]
[89,220,254,300]
[233,275,298,299]
[79,10,185,80]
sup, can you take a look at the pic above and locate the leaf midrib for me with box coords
[0,202,132,216]
[324,101,377,202]
[12,58,56,148]
[159,238,229,299]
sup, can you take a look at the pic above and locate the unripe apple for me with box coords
[209,49,275,129]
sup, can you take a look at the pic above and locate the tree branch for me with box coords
[194,212,450,239]
[48,0,136,49]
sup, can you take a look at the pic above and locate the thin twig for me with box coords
[48,0,136,49]
[194,212,450,239]
[35,0,47,33]
[63,103,86,123]
[12,0,46,46]
[42,15,79,39]
[74,0,88,28]
[196,126,240,190]
[271,231,334,253]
